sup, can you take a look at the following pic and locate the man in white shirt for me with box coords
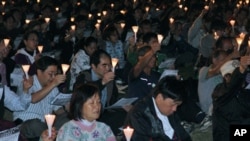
[13,56,69,139]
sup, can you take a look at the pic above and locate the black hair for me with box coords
[35,56,59,72]
[152,76,183,102]
[102,25,119,40]
[70,83,100,120]
[90,49,111,66]
[142,32,157,44]
[23,30,39,40]
[137,45,151,57]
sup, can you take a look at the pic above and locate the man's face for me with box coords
[92,56,111,78]
[155,94,182,116]
[24,33,38,51]
[37,65,58,87]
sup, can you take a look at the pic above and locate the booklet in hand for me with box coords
[51,93,72,105]
[105,97,138,109]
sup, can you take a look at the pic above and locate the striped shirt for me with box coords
[13,75,61,122]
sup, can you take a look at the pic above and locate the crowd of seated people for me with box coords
[0,0,250,141]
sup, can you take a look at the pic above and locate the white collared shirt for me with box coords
[152,97,174,139]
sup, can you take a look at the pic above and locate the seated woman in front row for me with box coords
[56,83,116,141]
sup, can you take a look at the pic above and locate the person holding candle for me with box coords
[124,76,192,141]
[14,30,41,66]
[74,49,127,135]
[13,56,69,140]
[56,83,116,141]
[69,37,98,91]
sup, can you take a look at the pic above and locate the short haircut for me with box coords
[90,49,111,66]
[152,76,184,101]
[35,56,59,72]
[102,25,119,40]
[70,83,100,120]
[85,36,98,47]
[23,30,39,40]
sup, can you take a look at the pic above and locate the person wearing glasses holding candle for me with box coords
[14,30,41,66]
[56,83,116,141]
[13,56,69,140]
[124,76,192,141]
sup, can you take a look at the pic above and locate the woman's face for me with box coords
[82,93,101,121]
[84,42,97,56]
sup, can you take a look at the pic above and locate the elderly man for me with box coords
[124,76,192,141]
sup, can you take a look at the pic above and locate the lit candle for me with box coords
[88,14,92,19]
[22,65,30,79]
[97,19,101,23]
[157,34,163,43]
[184,7,188,12]
[236,37,243,50]
[61,64,70,75]
[120,10,126,15]
[123,126,134,141]
[3,38,10,47]
[179,4,183,9]
[77,2,81,6]
[246,0,249,4]
[111,3,114,8]
[95,23,100,30]
[177,0,181,4]
[45,114,56,138]
[38,45,43,53]
[70,17,75,22]
[120,23,125,29]
[169,17,174,24]
[37,0,40,3]
[102,11,107,16]
[248,40,250,47]
[25,19,31,24]
[55,7,59,12]
[44,17,50,23]
[145,7,150,13]
[97,13,101,17]
[111,58,119,72]
[2,1,6,6]
[204,5,209,10]
[230,20,235,27]
[132,26,139,43]
[71,25,76,31]
[214,32,219,40]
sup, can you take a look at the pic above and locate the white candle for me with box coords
[214,32,219,40]
[145,7,150,13]
[179,4,183,9]
[97,19,101,23]
[123,126,134,141]
[45,17,50,23]
[204,5,209,10]
[120,10,126,15]
[111,58,119,72]
[45,114,56,138]
[230,20,235,27]
[157,34,163,43]
[71,25,76,31]
[169,17,174,24]
[2,1,6,6]
[184,7,188,11]
[61,64,70,75]
[70,17,75,22]
[236,37,243,50]
[132,26,139,43]
[102,11,107,16]
[97,13,101,17]
[248,40,250,47]
[55,7,59,12]
[111,3,114,8]
[95,23,100,30]
[37,0,40,3]
[3,38,10,47]
[22,65,30,79]
[25,19,31,24]
[38,45,43,53]
[88,14,92,19]
[120,23,125,29]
